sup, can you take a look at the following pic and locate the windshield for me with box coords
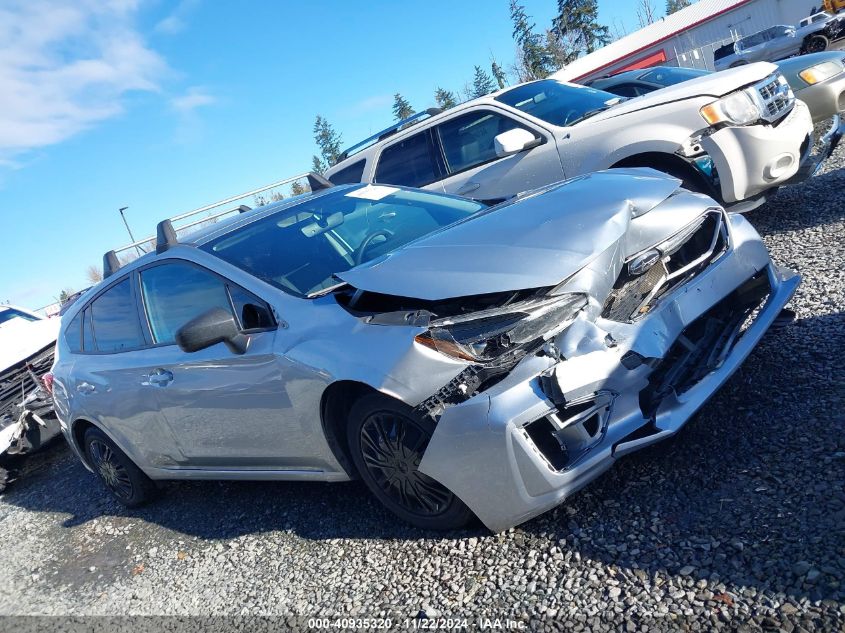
[201,185,486,297]
[0,308,39,326]
[638,67,710,87]
[495,80,623,127]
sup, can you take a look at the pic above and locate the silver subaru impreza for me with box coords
[50,169,799,531]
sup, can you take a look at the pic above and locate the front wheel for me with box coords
[347,393,473,530]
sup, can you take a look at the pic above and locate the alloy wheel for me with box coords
[89,439,134,500]
[359,412,453,516]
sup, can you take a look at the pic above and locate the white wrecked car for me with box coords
[0,305,60,490]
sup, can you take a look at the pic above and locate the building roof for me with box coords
[551,0,753,82]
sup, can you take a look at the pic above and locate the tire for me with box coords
[83,427,156,507]
[347,393,473,530]
[619,160,711,197]
[804,34,829,53]
[655,164,710,195]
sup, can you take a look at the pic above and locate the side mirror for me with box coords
[175,308,249,355]
[494,128,541,158]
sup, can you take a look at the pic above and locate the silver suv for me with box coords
[51,174,799,531]
[325,71,815,213]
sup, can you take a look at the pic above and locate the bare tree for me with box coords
[86,265,103,284]
[637,0,659,28]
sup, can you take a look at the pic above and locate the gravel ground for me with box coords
[1,147,843,631]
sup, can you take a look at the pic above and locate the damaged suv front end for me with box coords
[332,172,799,531]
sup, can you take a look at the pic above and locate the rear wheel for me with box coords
[84,427,155,507]
[347,393,473,530]
[804,34,829,53]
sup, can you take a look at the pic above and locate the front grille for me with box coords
[753,74,794,123]
[639,272,771,418]
[602,210,729,322]
[0,344,55,428]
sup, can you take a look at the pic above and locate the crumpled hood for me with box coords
[0,317,58,370]
[338,170,682,301]
[584,62,778,122]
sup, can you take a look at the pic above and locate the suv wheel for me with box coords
[347,393,473,530]
[84,427,155,507]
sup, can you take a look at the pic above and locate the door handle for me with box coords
[76,382,96,395]
[146,369,174,387]
[456,181,481,194]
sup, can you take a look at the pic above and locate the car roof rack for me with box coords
[103,171,332,278]
[336,108,443,162]
[102,250,121,278]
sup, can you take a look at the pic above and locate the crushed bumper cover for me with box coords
[418,215,800,532]
[783,113,845,186]
[702,100,813,204]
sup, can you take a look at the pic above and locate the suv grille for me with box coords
[0,344,55,427]
[602,210,729,322]
[753,74,794,123]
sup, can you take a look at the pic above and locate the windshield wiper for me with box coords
[570,99,627,125]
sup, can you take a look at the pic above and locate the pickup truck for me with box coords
[714,18,841,70]
[0,305,60,490]
[325,62,816,212]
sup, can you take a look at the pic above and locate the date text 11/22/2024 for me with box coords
[307,617,528,630]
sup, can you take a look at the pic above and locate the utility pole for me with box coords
[118,206,144,257]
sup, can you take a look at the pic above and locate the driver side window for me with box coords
[139,262,273,345]
[436,110,535,174]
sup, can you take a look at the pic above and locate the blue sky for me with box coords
[0,0,651,309]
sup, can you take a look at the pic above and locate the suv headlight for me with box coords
[799,60,844,85]
[700,90,761,126]
[415,294,587,363]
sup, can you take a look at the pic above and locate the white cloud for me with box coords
[0,0,167,161]
[171,86,216,113]
[154,0,199,35]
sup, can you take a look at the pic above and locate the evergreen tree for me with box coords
[665,0,692,14]
[470,65,496,98]
[312,115,342,173]
[434,87,457,110]
[509,0,555,80]
[491,61,507,89]
[392,93,414,120]
[552,0,611,58]
[291,180,307,196]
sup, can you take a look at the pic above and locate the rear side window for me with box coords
[328,160,366,185]
[64,313,82,353]
[89,278,145,353]
[436,110,534,174]
[374,132,438,187]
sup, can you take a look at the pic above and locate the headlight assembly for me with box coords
[414,294,588,363]
[799,60,844,85]
[700,90,761,127]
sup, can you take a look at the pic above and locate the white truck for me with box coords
[325,62,822,212]
[0,305,60,490]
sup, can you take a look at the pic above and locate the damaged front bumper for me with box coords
[783,114,845,186]
[702,99,814,204]
[418,214,799,532]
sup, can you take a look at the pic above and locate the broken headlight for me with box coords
[415,294,587,363]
